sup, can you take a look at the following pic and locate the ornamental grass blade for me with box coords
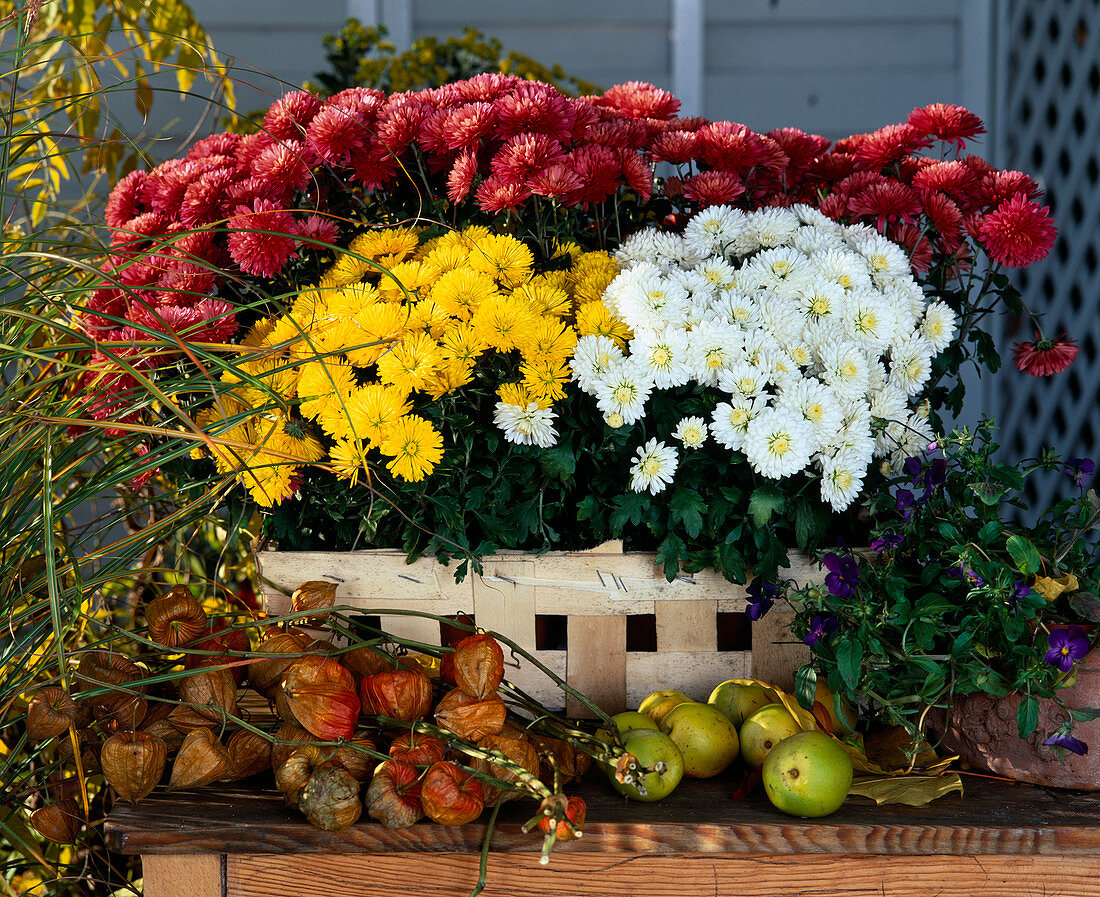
[848,773,964,807]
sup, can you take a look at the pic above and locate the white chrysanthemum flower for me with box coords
[613,266,689,331]
[748,207,801,250]
[743,406,816,479]
[632,327,693,389]
[755,292,804,344]
[791,225,848,255]
[709,292,759,328]
[571,334,625,393]
[779,379,843,444]
[718,361,769,398]
[810,247,872,293]
[594,358,654,424]
[615,229,692,269]
[742,247,812,291]
[881,277,926,331]
[683,205,747,258]
[766,350,802,392]
[868,383,908,424]
[694,256,737,291]
[819,451,866,511]
[819,341,869,401]
[796,278,847,322]
[792,203,843,231]
[629,438,679,495]
[494,402,558,448]
[784,339,814,369]
[604,411,625,429]
[841,289,896,352]
[688,320,743,385]
[672,415,708,449]
[888,332,934,396]
[711,394,768,451]
[849,232,911,285]
[920,301,958,353]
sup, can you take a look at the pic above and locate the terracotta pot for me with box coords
[936,647,1100,790]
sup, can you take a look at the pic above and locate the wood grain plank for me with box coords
[142,854,223,897]
[106,777,1100,858]
[225,853,1100,897]
[655,600,716,652]
[626,651,750,706]
[751,604,810,693]
[565,616,626,716]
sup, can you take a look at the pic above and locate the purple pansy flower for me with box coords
[871,534,904,552]
[1013,580,1032,602]
[823,553,860,598]
[924,458,948,492]
[1044,624,1091,673]
[949,564,985,586]
[903,456,923,482]
[1065,458,1095,488]
[803,614,838,646]
[896,488,916,520]
[1043,731,1089,755]
[745,582,777,621]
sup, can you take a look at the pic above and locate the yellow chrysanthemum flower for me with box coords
[296,359,356,420]
[520,358,570,404]
[513,280,571,318]
[429,268,498,320]
[345,383,412,445]
[470,294,540,353]
[424,357,475,399]
[421,240,470,277]
[569,252,620,305]
[498,381,534,407]
[377,260,434,302]
[330,438,372,487]
[375,330,441,393]
[380,414,444,482]
[524,318,578,364]
[467,233,534,289]
[575,299,632,348]
[440,321,488,366]
[343,302,410,367]
[408,297,451,338]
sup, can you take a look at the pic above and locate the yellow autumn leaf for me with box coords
[849,773,964,806]
[1034,573,1079,602]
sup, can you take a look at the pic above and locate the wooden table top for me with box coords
[105,773,1100,858]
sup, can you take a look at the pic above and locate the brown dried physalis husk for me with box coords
[474,733,540,806]
[291,580,337,624]
[532,734,589,785]
[177,666,238,722]
[100,732,168,803]
[323,736,377,781]
[248,629,310,699]
[341,645,395,680]
[27,686,77,741]
[298,764,362,831]
[366,759,422,829]
[275,745,325,807]
[270,723,313,774]
[30,798,83,843]
[169,728,230,790]
[77,651,147,729]
[452,633,505,700]
[146,585,208,648]
[433,688,506,742]
[223,729,273,782]
[58,731,102,775]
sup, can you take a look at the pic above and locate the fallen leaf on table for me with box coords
[848,773,964,807]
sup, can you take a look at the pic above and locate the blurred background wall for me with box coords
[174,0,1100,500]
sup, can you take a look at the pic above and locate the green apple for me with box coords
[659,701,740,778]
[595,710,660,746]
[762,730,853,817]
[707,680,774,728]
[739,703,802,769]
[637,689,693,727]
[606,728,684,802]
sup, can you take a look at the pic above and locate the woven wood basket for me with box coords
[256,541,818,716]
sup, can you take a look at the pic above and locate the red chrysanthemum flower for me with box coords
[847,181,922,231]
[682,170,745,206]
[1013,332,1079,376]
[527,163,582,198]
[109,211,167,250]
[226,199,299,278]
[349,139,399,191]
[490,133,566,183]
[563,145,621,205]
[443,102,497,151]
[143,158,206,217]
[849,122,933,169]
[252,140,311,195]
[599,81,680,121]
[617,149,654,202]
[474,175,531,212]
[766,127,830,169]
[224,176,269,209]
[446,149,480,203]
[695,121,773,172]
[911,159,978,195]
[178,168,237,228]
[130,297,238,343]
[262,90,324,141]
[494,82,576,141]
[919,189,965,252]
[804,152,858,187]
[231,131,275,168]
[887,221,934,274]
[451,72,524,103]
[567,100,602,142]
[661,174,684,198]
[907,103,985,152]
[81,287,128,338]
[128,442,158,491]
[648,129,697,164]
[153,261,218,308]
[375,98,431,151]
[977,193,1057,268]
[306,102,370,166]
[415,109,454,159]
[817,192,848,221]
[296,214,340,248]
[186,132,241,161]
[105,170,149,228]
[976,169,1043,208]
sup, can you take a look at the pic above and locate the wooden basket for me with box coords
[256,541,819,716]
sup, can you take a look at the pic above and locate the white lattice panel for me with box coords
[995,0,1100,505]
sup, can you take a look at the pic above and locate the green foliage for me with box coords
[783,419,1100,751]
[307,20,599,97]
